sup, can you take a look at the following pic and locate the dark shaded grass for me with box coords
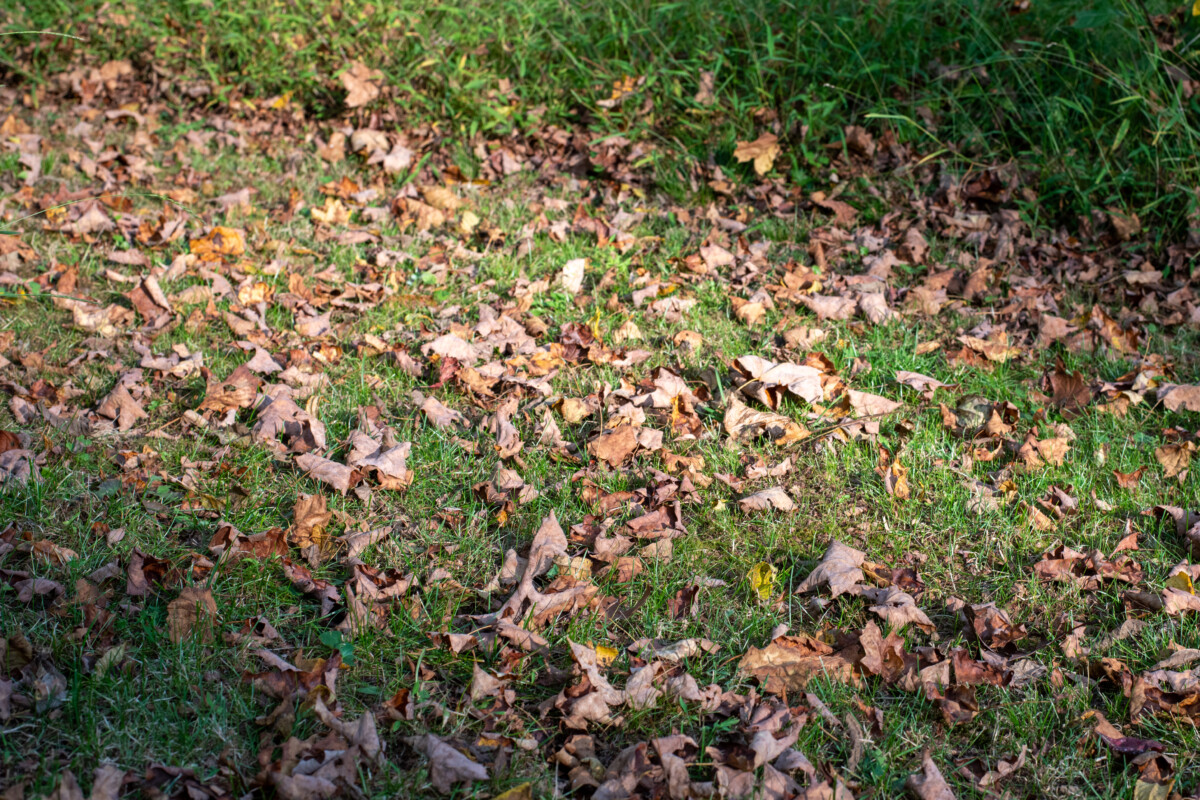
[5,0,1200,249]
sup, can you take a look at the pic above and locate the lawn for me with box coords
[2,3,1200,799]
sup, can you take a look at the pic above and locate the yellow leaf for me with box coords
[748,562,777,602]
[882,459,910,500]
[237,281,274,305]
[590,643,619,667]
[311,197,351,225]
[588,307,603,340]
[1134,776,1172,800]
[733,132,781,176]
[494,784,533,800]
[1165,571,1194,594]
[190,225,246,259]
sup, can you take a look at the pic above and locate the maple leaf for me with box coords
[341,60,383,108]
[795,541,866,597]
[1159,384,1200,413]
[189,226,245,259]
[1155,442,1194,479]
[733,132,781,175]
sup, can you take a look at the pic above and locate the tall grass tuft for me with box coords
[4,0,1199,246]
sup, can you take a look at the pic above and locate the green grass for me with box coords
[3,150,1200,794]
[3,11,1200,798]
[4,0,1200,251]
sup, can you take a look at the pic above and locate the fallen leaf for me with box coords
[847,389,903,417]
[896,371,951,394]
[559,258,587,294]
[341,61,383,108]
[856,585,933,632]
[421,396,469,429]
[907,755,957,800]
[738,634,860,694]
[877,456,910,500]
[1155,442,1194,479]
[748,562,777,602]
[1159,384,1200,413]
[724,398,809,446]
[733,132,780,175]
[295,453,362,495]
[588,425,640,468]
[796,541,865,598]
[1048,364,1091,418]
[1115,467,1146,489]
[738,488,795,514]
[166,586,218,644]
[403,734,488,794]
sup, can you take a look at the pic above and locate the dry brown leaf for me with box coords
[403,734,488,794]
[1155,442,1194,479]
[799,293,857,321]
[488,397,524,459]
[878,457,910,500]
[341,61,383,108]
[478,512,596,630]
[1114,467,1146,489]
[907,755,957,800]
[291,493,332,563]
[421,396,468,429]
[957,334,1020,363]
[896,371,950,394]
[732,356,822,407]
[252,386,327,454]
[558,396,599,424]
[847,389,903,417]
[795,541,865,598]
[588,425,640,468]
[724,398,809,446]
[733,132,780,175]
[855,585,933,632]
[738,487,795,514]
[1159,384,1200,413]
[964,603,1027,650]
[94,383,147,431]
[731,297,766,326]
[295,453,362,495]
[554,641,664,728]
[0,449,38,486]
[1048,365,1091,418]
[811,194,859,227]
[1107,207,1141,240]
[0,430,22,454]
[166,586,218,644]
[858,292,893,324]
[190,226,245,259]
[738,634,860,693]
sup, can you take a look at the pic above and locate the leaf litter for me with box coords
[0,45,1199,800]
